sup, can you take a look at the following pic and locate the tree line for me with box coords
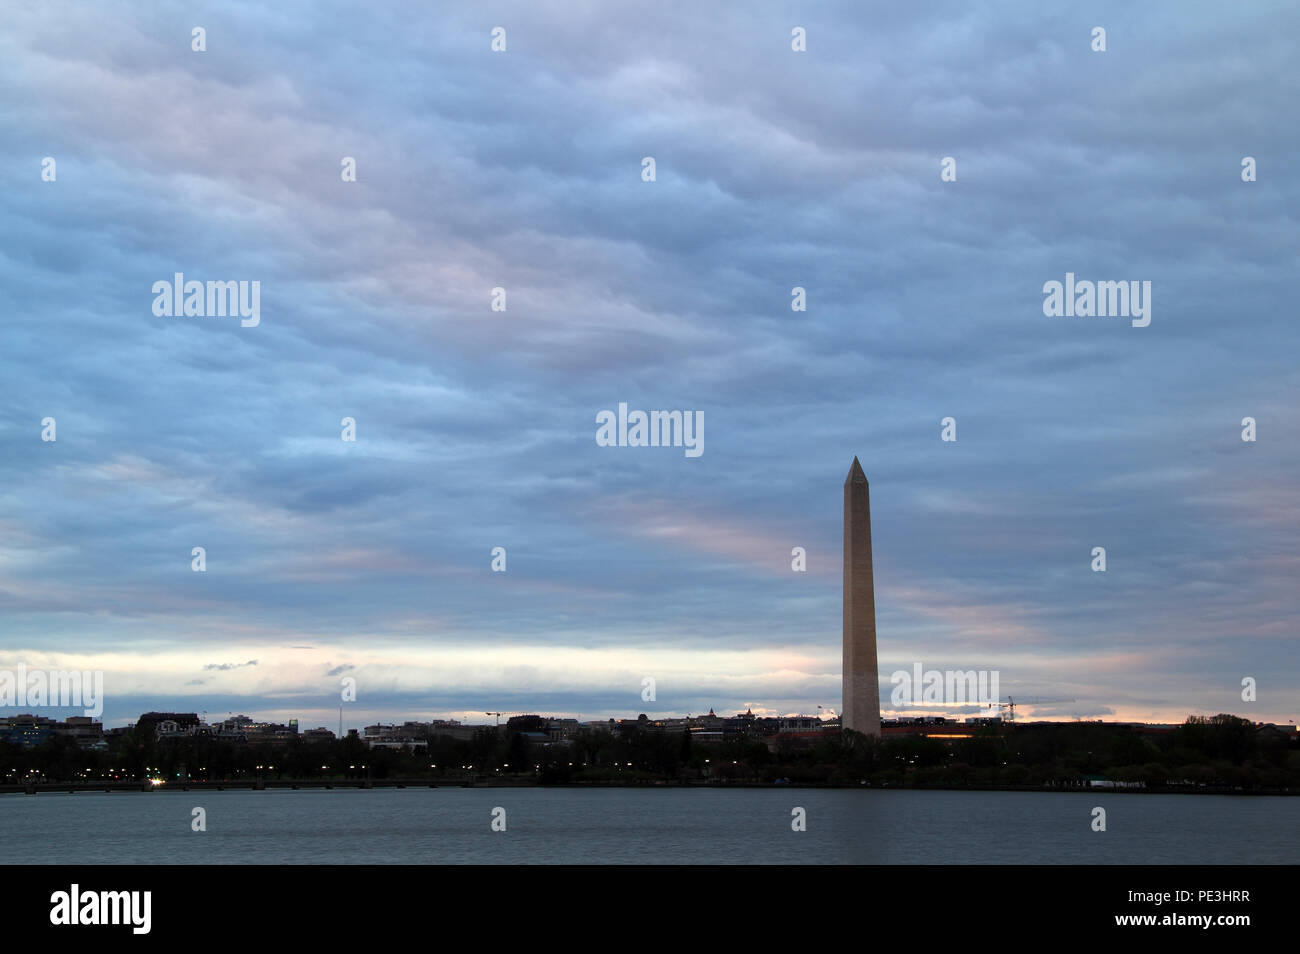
[3,713,1295,792]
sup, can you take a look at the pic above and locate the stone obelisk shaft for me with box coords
[843,457,881,737]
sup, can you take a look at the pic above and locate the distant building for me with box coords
[777,716,825,733]
[176,714,299,745]
[506,714,548,733]
[366,739,428,751]
[63,716,103,745]
[138,712,201,734]
[0,714,104,748]
[155,720,188,740]
[429,724,483,742]
[363,719,469,745]
[0,714,57,747]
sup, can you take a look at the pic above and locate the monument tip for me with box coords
[846,456,867,484]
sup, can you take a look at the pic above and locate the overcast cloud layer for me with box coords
[2,1,1297,730]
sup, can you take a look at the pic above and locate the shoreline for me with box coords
[3,779,1295,796]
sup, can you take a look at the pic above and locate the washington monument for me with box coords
[843,457,881,737]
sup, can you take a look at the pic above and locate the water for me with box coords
[3,788,1295,864]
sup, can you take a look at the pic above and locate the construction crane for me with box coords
[986,696,1076,723]
[485,712,503,727]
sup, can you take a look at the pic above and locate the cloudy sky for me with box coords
[2,1,1297,730]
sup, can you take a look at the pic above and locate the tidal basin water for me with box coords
[3,787,1296,864]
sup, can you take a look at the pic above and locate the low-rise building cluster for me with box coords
[3,707,1294,751]
[0,714,105,748]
